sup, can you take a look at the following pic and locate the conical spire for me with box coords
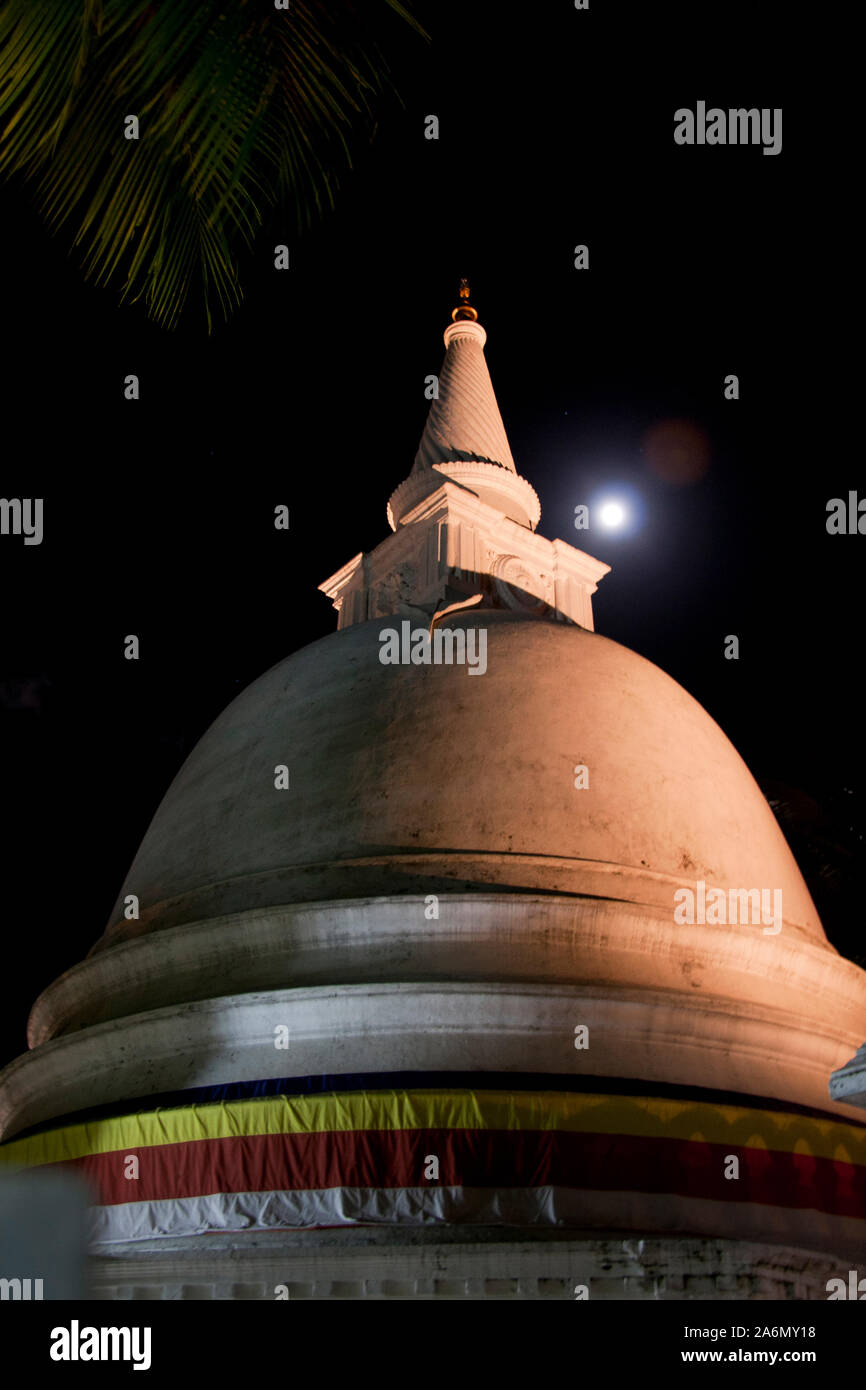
[388,283,540,531]
[412,280,517,475]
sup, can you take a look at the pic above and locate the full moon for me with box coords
[599,501,625,528]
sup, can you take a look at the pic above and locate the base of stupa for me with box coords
[86,1229,852,1301]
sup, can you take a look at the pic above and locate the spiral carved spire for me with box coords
[412,282,516,477]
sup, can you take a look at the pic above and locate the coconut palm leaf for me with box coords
[0,0,426,330]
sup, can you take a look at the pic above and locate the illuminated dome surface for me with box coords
[10,610,865,1135]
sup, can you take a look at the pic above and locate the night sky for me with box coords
[1,0,860,1073]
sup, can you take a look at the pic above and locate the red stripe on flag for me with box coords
[50,1128,866,1219]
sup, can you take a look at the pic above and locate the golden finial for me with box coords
[452,277,478,322]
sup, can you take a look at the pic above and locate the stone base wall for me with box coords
[87,1230,854,1301]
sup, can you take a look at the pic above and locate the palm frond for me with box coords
[0,0,427,330]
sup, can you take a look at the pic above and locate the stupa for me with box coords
[2,285,865,1301]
